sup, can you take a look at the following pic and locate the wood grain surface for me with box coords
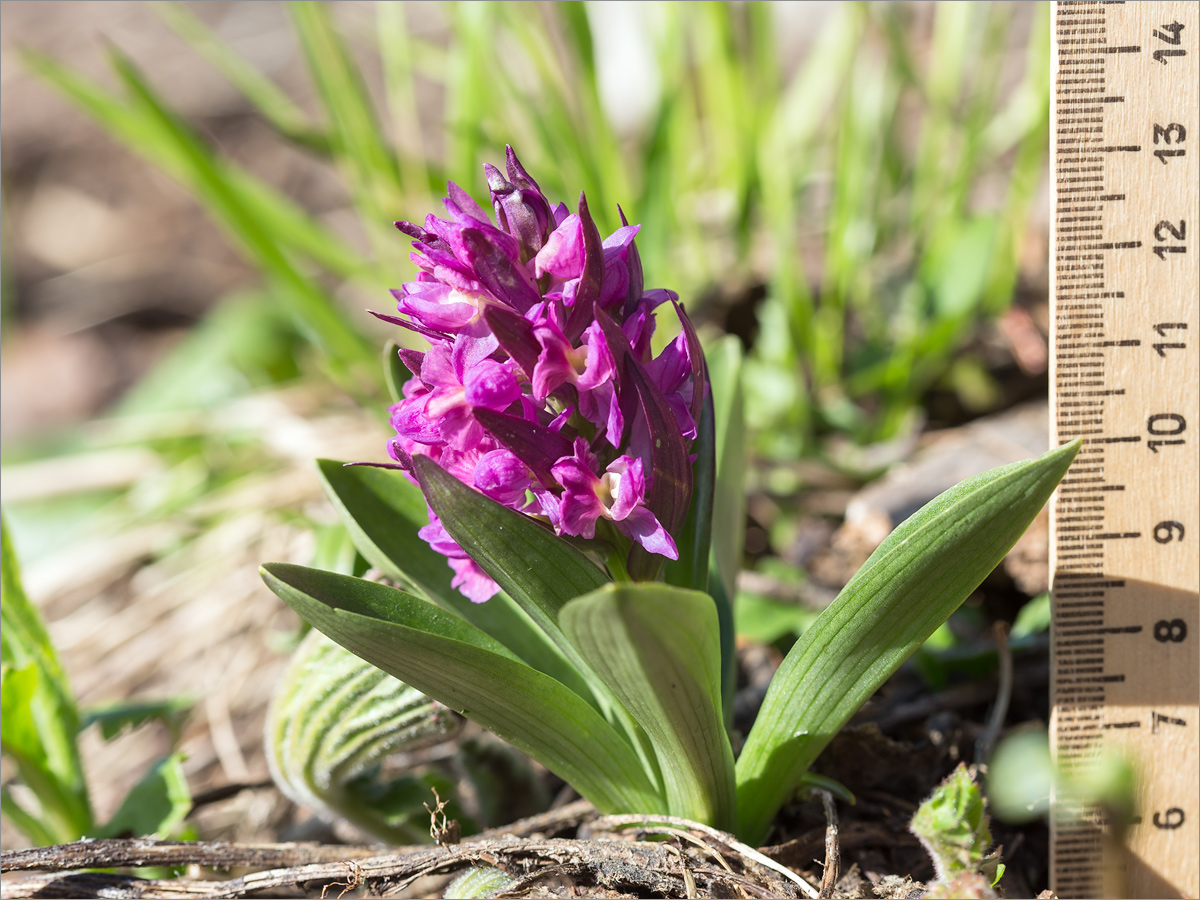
[1051,2,1199,897]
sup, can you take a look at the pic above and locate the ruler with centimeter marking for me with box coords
[1050,2,1199,897]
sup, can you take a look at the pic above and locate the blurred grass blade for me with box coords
[982,1,1051,316]
[736,440,1081,843]
[317,460,586,695]
[1,512,92,843]
[261,563,665,815]
[561,584,736,829]
[153,1,330,152]
[102,47,376,389]
[383,341,412,405]
[117,291,305,415]
[376,2,434,211]
[290,1,403,253]
[0,786,57,847]
[20,48,370,283]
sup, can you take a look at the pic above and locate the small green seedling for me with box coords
[911,763,1004,899]
[1,513,194,845]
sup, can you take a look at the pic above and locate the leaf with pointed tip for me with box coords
[316,459,452,600]
[1,513,92,842]
[472,409,573,488]
[261,564,664,815]
[81,698,192,744]
[315,460,580,691]
[703,337,746,719]
[411,455,610,623]
[561,583,736,830]
[661,300,714,596]
[735,440,1081,843]
[411,455,617,710]
[483,306,540,378]
[664,389,714,595]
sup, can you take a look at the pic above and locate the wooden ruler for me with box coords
[1050,1,1199,897]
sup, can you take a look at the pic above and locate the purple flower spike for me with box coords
[531,317,614,401]
[535,214,585,280]
[473,449,534,507]
[486,147,553,264]
[552,441,678,560]
[381,149,703,600]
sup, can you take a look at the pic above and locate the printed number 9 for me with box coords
[1154,521,1185,543]
[1153,808,1185,830]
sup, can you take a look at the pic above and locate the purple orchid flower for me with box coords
[552,439,678,560]
[379,147,705,601]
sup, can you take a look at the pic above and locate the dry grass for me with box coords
[2,384,388,848]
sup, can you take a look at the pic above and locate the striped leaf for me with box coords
[266,629,456,843]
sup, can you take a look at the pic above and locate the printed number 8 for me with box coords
[1154,619,1187,643]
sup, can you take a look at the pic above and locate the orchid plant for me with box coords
[261,148,1078,845]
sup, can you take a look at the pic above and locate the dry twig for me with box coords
[814,789,840,899]
[0,830,803,900]
[585,813,820,899]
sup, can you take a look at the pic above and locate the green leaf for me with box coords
[911,763,993,879]
[705,336,748,603]
[445,866,518,900]
[560,584,736,830]
[96,753,191,839]
[1011,591,1050,639]
[1,785,58,847]
[20,49,369,284]
[81,697,193,744]
[664,388,714,595]
[266,630,456,843]
[735,440,1080,842]
[316,460,579,691]
[735,594,817,645]
[411,455,610,644]
[261,563,664,815]
[702,335,747,718]
[1,513,91,843]
[1,517,65,681]
[316,459,454,600]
